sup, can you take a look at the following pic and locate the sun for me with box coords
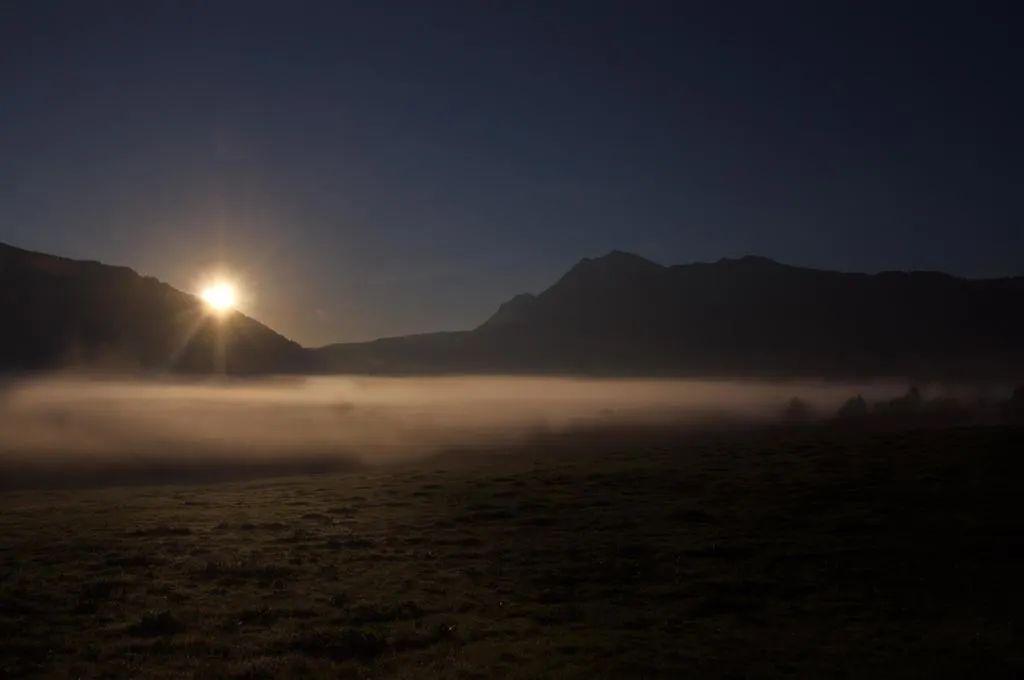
[200,283,236,312]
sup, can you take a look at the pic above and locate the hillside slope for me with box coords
[0,242,306,374]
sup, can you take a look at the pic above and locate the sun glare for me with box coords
[200,283,237,312]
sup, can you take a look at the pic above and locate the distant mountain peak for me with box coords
[561,250,665,283]
[714,255,785,268]
[314,247,1024,379]
[584,251,788,273]
[598,249,655,261]
[589,250,662,268]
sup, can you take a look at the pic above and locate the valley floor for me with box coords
[1,425,1022,678]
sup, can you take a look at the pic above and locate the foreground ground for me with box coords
[1,424,1022,679]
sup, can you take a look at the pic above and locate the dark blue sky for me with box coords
[2,1,1021,345]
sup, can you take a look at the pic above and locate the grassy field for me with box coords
[1,424,1022,679]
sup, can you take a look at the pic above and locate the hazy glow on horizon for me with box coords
[0,375,912,465]
[0,374,1000,489]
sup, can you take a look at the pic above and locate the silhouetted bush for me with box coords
[836,395,868,419]
[888,385,923,414]
[783,397,811,422]
[1005,385,1024,422]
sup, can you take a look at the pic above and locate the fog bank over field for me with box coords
[0,376,958,488]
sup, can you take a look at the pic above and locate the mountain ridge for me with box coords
[3,241,1023,380]
[315,250,1024,380]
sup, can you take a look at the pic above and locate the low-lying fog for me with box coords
[0,375,964,488]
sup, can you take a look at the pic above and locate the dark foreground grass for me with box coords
[1,425,1023,678]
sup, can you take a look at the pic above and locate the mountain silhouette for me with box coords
[4,243,1023,380]
[0,242,306,374]
[313,251,1024,380]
